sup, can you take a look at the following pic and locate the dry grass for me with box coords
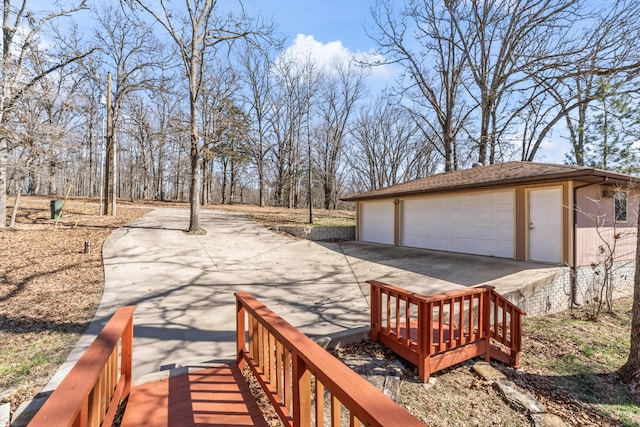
[334,302,640,426]
[207,204,356,227]
[3,196,638,426]
[80,198,357,226]
[0,196,150,413]
[505,298,640,426]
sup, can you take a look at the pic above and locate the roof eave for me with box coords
[341,168,639,202]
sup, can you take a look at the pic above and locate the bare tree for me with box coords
[199,65,237,205]
[126,0,259,233]
[446,0,589,164]
[315,57,366,209]
[152,78,184,201]
[370,0,469,172]
[268,52,308,207]
[218,102,249,204]
[237,40,278,207]
[1,0,93,228]
[510,0,640,163]
[94,4,165,215]
[348,99,430,191]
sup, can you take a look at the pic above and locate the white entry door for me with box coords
[529,188,562,263]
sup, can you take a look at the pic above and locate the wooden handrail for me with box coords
[29,306,135,427]
[368,280,525,381]
[236,291,423,427]
[486,288,525,368]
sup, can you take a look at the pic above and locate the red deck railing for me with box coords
[369,280,525,382]
[236,291,424,427]
[29,306,134,427]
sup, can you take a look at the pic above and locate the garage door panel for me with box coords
[402,191,514,258]
[361,201,395,245]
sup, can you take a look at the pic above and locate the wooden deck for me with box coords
[30,295,424,427]
[369,280,525,382]
[121,363,268,427]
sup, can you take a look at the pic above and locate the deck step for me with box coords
[121,363,268,427]
[132,360,234,387]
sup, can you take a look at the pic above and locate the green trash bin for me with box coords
[50,200,62,219]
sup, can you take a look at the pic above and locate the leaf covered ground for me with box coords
[2,197,639,426]
[332,298,640,427]
[0,196,150,413]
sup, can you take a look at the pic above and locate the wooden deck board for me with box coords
[121,362,268,427]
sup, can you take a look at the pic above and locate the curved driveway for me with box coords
[46,208,561,388]
[101,208,372,376]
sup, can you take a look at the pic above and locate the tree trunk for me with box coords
[221,159,228,204]
[258,134,265,207]
[229,158,236,204]
[8,186,19,227]
[0,136,6,228]
[618,208,640,384]
[478,101,490,165]
[201,158,208,205]
[188,97,202,233]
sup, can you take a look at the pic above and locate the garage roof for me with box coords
[342,161,639,201]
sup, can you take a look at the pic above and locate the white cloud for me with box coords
[280,34,400,94]
[286,34,351,67]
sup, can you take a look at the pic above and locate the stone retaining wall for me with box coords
[271,225,355,241]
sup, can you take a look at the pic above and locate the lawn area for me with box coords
[1,196,638,426]
[506,298,640,426]
[208,203,356,227]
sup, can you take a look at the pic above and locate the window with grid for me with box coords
[615,191,627,222]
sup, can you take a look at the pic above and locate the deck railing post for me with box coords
[482,288,492,362]
[122,313,133,397]
[292,353,311,427]
[370,282,380,341]
[418,300,431,382]
[236,297,247,368]
[512,309,523,368]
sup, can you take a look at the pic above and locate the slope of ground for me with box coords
[332,300,639,427]
[2,197,638,426]
[0,197,150,413]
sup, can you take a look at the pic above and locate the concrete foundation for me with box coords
[501,262,635,318]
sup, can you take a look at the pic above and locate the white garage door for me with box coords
[402,191,514,258]
[360,200,395,245]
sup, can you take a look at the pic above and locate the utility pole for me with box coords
[102,72,112,215]
[307,82,313,224]
[102,72,116,216]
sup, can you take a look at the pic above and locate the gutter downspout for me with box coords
[571,177,608,307]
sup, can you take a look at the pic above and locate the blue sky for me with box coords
[242,0,377,52]
[24,0,567,163]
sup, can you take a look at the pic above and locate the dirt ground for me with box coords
[0,197,150,413]
[2,196,639,426]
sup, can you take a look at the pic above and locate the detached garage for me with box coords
[343,161,639,268]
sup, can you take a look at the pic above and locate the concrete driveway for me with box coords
[46,208,561,388]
